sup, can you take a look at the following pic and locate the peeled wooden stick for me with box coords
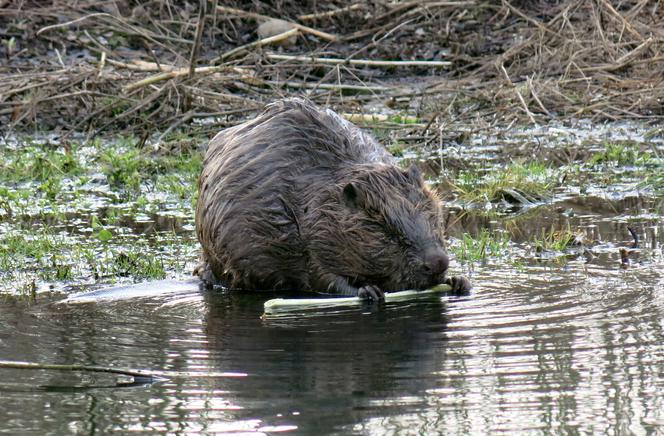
[216,5,337,41]
[216,28,300,62]
[263,284,451,314]
[266,53,451,68]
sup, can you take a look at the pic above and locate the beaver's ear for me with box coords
[342,182,366,209]
[405,164,423,185]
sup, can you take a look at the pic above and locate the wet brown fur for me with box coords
[195,98,453,294]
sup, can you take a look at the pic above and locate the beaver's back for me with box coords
[204,98,393,175]
[195,99,392,289]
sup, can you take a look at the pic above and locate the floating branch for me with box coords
[0,360,158,383]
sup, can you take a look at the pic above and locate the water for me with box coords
[1,247,663,434]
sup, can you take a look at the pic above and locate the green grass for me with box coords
[450,229,510,262]
[0,134,203,295]
[100,148,145,191]
[582,141,663,194]
[650,172,664,194]
[108,251,166,279]
[453,162,558,204]
[100,140,202,194]
[532,225,578,252]
[0,225,179,293]
[589,141,652,166]
[0,229,65,267]
[0,142,82,183]
[0,228,77,283]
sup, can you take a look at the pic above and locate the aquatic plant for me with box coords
[109,251,166,280]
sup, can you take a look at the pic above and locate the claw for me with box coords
[358,285,385,302]
[445,276,472,295]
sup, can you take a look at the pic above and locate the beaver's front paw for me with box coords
[358,285,385,302]
[445,276,472,294]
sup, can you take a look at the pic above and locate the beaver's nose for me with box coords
[423,248,449,276]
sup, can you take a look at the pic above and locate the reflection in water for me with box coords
[0,254,663,434]
[201,293,450,434]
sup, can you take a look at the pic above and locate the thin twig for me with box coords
[266,80,391,92]
[123,64,251,91]
[596,0,644,41]
[36,13,112,35]
[188,0,207,79]
[526,76,552,117]
[499,63,537,124]
[297,4,364,21]
[503,0,559,37]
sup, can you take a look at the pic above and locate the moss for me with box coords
[388,114,421,125]
[388,143,405,157]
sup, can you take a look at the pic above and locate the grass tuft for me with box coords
[453,162,557,204]
[589,141,652,167]
[450,229,510,262]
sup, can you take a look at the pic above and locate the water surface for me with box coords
[1,244,663,434]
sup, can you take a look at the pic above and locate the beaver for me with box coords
[195,98,470,300]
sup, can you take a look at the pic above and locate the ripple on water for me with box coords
[397,260,664,435]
